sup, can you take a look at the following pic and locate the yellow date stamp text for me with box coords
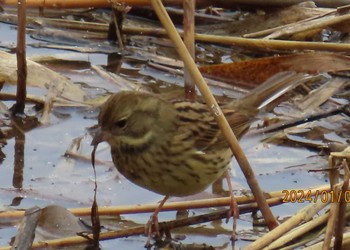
[282,190,350,203]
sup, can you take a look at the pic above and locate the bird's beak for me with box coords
[91,127,111,146]
[91,127,111,167]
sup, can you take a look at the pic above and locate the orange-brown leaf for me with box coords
[199,53,350,88]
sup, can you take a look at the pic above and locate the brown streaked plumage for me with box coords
[91,72,307,246]
[96,91,243,197]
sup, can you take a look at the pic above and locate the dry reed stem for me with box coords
[322,186,340,249]
[334,159,350,248]
[268,205,350,249]
[195,33,350,52]
[267,212,329,249]
[91,65,142,91]
[304,231,350,250]
[125,25,350,52]
[312,232,350,250]
[150,0,279,230]
[323,154,341,249]
[0,185,331,219]
[126,25,350,52]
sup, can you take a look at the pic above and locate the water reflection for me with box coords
[2,115,40,190]
[13,128,24,189]
[106,52,123,73]
[0,144,5,164]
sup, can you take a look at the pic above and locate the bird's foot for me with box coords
[225,172,239,240]
[144,214,160,247]
[144,196,169,247]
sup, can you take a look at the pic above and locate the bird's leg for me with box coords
[145,195,169,247]
[225,171,239,240]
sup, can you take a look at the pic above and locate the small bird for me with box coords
[91,71,307,245]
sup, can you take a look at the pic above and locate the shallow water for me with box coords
[0,15,339,249]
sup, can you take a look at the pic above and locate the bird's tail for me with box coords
[229,71,314,111]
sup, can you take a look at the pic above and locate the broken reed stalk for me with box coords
[323,186,340,249]
[246,197,331,250]
[305,231,350,250]
[333,159,350,249]
[268,211,330,249]
[150,0,278,230]
[12,0,27,114]
[267,204,350,249]
[326,151,350,249]
[323,153,341,249]
[182,0,196,99]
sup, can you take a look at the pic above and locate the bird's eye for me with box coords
[115,118,127,129]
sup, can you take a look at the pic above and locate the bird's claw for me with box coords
[145,214,160,247]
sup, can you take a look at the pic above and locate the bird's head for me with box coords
[91,91,177,153]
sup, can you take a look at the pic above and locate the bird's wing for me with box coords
[172,101,252,152]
